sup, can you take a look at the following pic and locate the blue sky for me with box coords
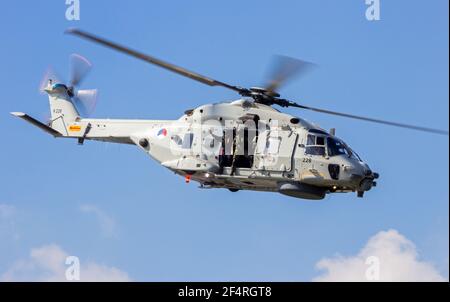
[0,0,448,281]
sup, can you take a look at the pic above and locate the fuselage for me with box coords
[16,86,378,200]
[128,99,378,199]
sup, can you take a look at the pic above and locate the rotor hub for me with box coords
[249,87,280,98]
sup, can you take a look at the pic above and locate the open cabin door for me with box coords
[254,128,298,172]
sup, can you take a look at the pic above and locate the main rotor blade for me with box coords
[265,55,316,93]
[66,28,244,93]
[291,103,449,135]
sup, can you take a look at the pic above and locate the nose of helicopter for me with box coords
[343,160,370,177]
[340,158,379,192]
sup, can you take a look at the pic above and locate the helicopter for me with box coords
[11,28,449,200]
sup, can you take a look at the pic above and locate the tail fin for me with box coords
[46,83,80,136]
[12,83,81,137]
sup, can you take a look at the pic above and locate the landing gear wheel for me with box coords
[228,188,240,192]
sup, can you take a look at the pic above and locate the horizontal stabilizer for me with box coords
[11,112,62,137]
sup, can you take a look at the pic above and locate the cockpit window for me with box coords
[306,133,362,159]
[306,146,326,156]
[316,136,325,146]
[305,134,326,156]
[307,134,325,146]
[327,137,348,157]
[350,149,363,161]
[326,137,363,161]
[307,134,315,146]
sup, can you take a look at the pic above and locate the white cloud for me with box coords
[1,244,131,282]
[313,229,446,282]
[79,204,117,238]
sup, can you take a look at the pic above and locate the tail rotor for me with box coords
[72,88,98,116]
[69,53,92,87]
[39,53,99,117]
[68,54,98,116]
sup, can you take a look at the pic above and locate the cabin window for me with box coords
[171,135,182,145]
[182,133,194,149]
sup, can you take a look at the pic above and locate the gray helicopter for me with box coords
[12,29,449,200]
